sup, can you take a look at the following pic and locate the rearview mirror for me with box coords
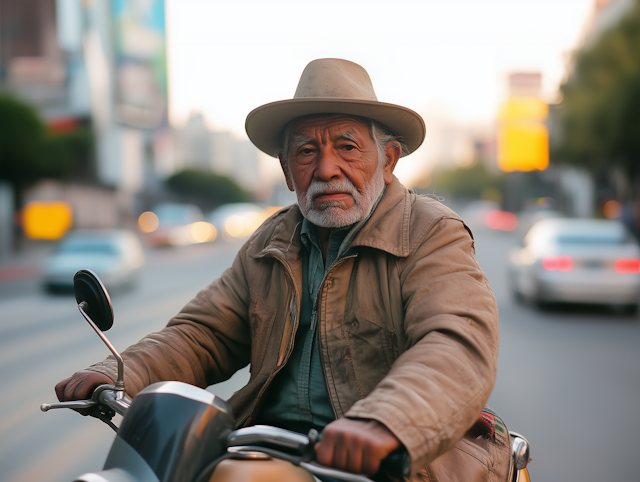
[73,269,114,332]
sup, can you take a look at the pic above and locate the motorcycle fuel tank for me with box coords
[102,381,235,482]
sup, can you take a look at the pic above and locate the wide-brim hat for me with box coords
[245,58,426,158]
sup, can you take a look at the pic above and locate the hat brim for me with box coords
[245,98,426,158]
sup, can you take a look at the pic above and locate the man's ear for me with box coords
[278,154,295,192]
[382,142,402,185]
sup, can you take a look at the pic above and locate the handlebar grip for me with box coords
[95,386,131,416]
[379,449,411,478]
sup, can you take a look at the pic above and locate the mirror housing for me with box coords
[73,269,125,396]
[74,269,114,332]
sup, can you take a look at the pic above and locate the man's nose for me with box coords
[314,146,342,181]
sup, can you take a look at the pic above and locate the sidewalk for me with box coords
[0,241,53,282]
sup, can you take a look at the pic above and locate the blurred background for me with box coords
[1,0,640,481]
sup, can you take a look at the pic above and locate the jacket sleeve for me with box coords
[87,243,253,397]
[344,216,499,474]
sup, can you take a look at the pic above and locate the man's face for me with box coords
[279,115,398,228]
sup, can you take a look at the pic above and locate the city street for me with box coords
[1,228,639,482]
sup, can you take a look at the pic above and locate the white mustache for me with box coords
[306,179,358,202]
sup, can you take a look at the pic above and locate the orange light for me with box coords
[138,211,159,233]
[543,255,573,272]
[188,222,217,243]
[603,200,621,219]
[23,201,73,240]
[485,210,518,231]
[614,258,640,274]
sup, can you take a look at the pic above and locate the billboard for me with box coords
[497,98,549,172]
[112,0,168,129]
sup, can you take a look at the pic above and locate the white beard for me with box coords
[294,162,386,228]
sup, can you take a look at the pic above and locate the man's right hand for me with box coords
[55,370,113,408]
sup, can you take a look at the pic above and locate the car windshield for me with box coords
[154,204,202,224]
[58,241,119,255]
[556,232,626,245]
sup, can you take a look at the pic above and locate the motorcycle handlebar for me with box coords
[94,385,131,416]
[226,425,411,480]
[40,384,130,417]
[379,449,411,478]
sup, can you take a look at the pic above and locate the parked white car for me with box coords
[43,229,145,293]
[140,203,215,247]
[508,218,640,310]
[208,203,268,241]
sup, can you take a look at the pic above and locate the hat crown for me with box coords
[294,58,378,102]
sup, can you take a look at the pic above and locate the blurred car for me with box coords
[208,203,268,241]
[515,207,563,238]
[508,218,640,309]
[139,203,216,246]
[42,229,145,293]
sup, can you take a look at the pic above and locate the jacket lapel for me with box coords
[350,176,411,258]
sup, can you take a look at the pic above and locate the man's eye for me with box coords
[343,145,356,151]
[300,148,314,155]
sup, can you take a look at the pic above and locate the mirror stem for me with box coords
[78,301,126,397]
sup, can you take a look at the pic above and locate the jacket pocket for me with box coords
[420,438,491,482]
[340,313,399,398]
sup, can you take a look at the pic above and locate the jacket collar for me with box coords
[350,176,411,257]
[258,176,411,260]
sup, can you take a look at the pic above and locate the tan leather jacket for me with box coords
[89,177,505,480]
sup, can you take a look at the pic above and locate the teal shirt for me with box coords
[256,194,383,434]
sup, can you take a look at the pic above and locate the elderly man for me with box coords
[56,59,506,481]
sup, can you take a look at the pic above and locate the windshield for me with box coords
[154,204,202,224]
[556,233,627,245]
[58,241,119,255]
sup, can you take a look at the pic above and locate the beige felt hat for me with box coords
[245,58,426,158]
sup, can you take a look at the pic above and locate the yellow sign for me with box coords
[497,98,549,172]
[499,98,548,122]
[23,201,73,240]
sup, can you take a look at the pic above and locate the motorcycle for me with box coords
[41,269,532,482]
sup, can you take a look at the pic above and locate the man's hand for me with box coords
[314,418,402,475]
[55,370,113,414]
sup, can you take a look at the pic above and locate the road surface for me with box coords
[1,228,638,481]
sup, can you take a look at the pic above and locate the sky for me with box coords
[164,0,597,185]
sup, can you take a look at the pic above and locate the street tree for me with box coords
[0,94,92,210]
[554,0,640,199]
[165,168,251,211]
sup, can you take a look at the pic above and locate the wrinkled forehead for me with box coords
[289,114,370,138]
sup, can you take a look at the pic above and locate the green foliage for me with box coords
[0,94,46,185]
[0,95,92,192]
[423,162,505,200]
[165,169,250,208]
[45,128,95,179]
[555,1,640,189]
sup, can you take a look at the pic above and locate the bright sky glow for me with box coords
[165,0,595,185]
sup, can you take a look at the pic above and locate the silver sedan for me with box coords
[42,229,145,293]
[508,218,640,310]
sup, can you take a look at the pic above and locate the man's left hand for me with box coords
[314,418,402,475]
